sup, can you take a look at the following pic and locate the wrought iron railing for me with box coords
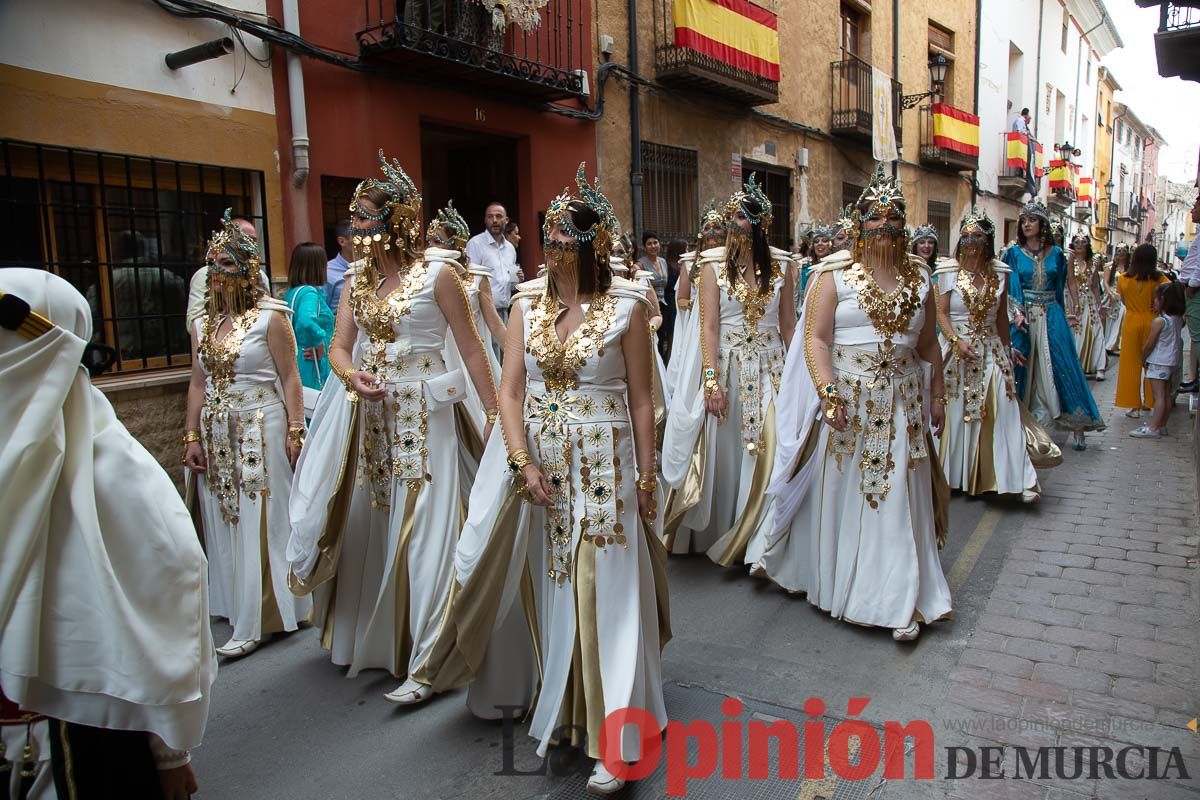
[917,105,978,172]
[830,55,903,143]
[1160,1,1200,31]
[997,132,1043,185]
[358,0,588,99]
[652,0,779,105]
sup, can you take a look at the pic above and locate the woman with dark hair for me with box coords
[1004,201,1104,450]
[185,211,311,659]
[1068,233,1107,380]
[935,207,1052,503]
[662,174,795,570]
[1102,242,1130,353]
[286,150,499,702]
[284,241,335,414]
[399,165,669,795]
[762,164,951,641]
[662,236,688,360]
[1115,242,1170,415]
[911,223,939,268]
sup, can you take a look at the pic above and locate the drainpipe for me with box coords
[283,0,310,189]
[628,0,643,237]
[971,0,982,206]
[892,0,900,178]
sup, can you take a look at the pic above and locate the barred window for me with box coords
[641,141,698,243]
[842,182,865,212]
[0,139,267,375]
[743,160,793,251]
[927,200,952,249]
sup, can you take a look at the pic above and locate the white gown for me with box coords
[287,259,478,678]
[413,277,669,761]
[762,258,953,629]
[661,248,788,564]
[191,306,311,643]
[1101,273,1125,353]
[1072,259,1107,376]
[935,262,1039,496]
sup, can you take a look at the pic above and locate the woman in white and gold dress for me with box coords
[1068,234,1108,380]
[764,165,952,641]
[401,165,669,795]
[662,175,795,567]
[665,204,726,393]
[183,210,311,659]
[934,208,1051,503]
[1102,243,1130,353]
[286,151,498,701]
[423,202,505,434]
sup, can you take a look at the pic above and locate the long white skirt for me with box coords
[1073,294,1107,376]
[195,395,309,642]
[939,340,1038,496]
[1104,301,1125,353]
[760,345,952,629]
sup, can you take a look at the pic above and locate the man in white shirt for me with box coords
[1011,108,1031,135]
[465,202,519,317]
[325,218,354,312]
[184,216,269,332]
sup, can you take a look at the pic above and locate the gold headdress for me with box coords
[958,205,995,238]
[725,173,773,230]
[205,208,260,278]
[855,163,906,220]
[698,199,726,242]
[542,162,617,260]
[426,201,470,250]
[350,148,423,251]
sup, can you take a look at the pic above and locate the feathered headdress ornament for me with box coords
[205,208,260,277]
[350,148,423,249]
[543,162,617,259]
[725,173,773,230]
[426,201,470,249]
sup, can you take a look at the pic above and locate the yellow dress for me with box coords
[1115,273,1168,409]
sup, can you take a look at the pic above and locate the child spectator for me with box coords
[1131,281,1186,438]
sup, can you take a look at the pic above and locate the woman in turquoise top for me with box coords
[283,242,335,397]
[1004,201,1104,451]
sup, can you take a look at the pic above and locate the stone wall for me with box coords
[102,376,190,492]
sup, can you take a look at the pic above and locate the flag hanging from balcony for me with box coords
[1048,160,1074,191]
[931,104,979,155]
[1034,142,1045,178]
[1005,132,1029,168]
[673,0,781,81]
[1078,176,1093,204]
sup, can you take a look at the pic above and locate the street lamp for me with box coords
[900,53,949,109]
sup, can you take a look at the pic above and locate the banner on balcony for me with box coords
[1034,141,1045,178]
[1078,176,1093,204]
[673,0,780,81]
[1048,160,1075,192]
[871,68,898,162]
[931,104,979,155]
[1005,132,1029,168]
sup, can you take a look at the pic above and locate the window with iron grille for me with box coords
[742,160,793,250]
[842,182,865,212]
[641,141,699,244]
[927,200,952,249]
[0,139,268,375]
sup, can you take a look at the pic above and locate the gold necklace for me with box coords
[349,255,431,345]
[526,291,619,392]
[199,306,260,393]
[844,258,924,339]
[716,258,782,328]
[956,265,1000,335]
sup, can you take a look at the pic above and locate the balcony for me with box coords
[357,0,588,101]
[1154,2,1200,82]
[917,105,979,173]
[830,55,903,145]
[652,0,780,105]
[997,132,1042,199]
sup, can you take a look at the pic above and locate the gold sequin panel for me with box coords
[200,382,278,525]
[717,325,785,454]
[828,343,928,508]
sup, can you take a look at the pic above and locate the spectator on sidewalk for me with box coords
[503,220,525,283]
[1131,281,1185,438]
[639,231,672,359]
[1115,243,1170,417]
[285,242,336,418]
[465,202,519,320]
[325,219,354,312]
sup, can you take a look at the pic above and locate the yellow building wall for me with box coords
[1092,76,1116,254]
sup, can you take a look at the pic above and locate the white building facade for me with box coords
[975,0,1120,247]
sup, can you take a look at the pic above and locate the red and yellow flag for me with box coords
[931,104,979,155]
[1006,131,1029,168]
[673,0,780,81]
[1048,160,1076,192]
[1034,142,1045,178]
[1078,176,1093,204]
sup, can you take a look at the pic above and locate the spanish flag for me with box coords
[1006,132,1029,168]
[673,0,781,81]
[1034,142,1045,178]
[1078,176,1093,204]
[1048,160,1073,191]
[931,104,979,155]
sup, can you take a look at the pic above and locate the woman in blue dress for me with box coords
[1004,200,1105,451]
[283,242,335,416]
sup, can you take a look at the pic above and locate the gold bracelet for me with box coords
[485,408,499,425]
[182,430,201,445]
[330,361,353,390]
[287,425,306,446]
[636,476,658,493]
[703,367,721,398]
[507,449,532,473]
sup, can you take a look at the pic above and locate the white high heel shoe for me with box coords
[587,761,626,794]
